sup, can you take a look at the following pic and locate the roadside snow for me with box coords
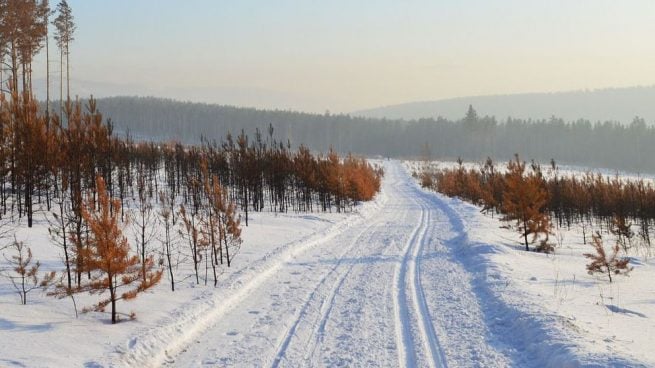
[411,160,652,367]
[0,199,354,367]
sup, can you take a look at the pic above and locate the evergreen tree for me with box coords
[79,176,161,324]
[53,0,75,104]
[501,155,551,251]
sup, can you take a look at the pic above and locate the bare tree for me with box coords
[47,175,73,288]
[130,171,157,285]
[179,202,205,285]
[158,190,178,291]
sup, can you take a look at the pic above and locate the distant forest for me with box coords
[92,96,655,173]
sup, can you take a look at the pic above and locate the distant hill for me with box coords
[32,78,334,114]
[354,86,655,124]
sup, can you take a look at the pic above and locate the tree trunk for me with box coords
[523,217,529,251]
[140,221,146,283]
[66,45,70,102]
[165,226,174,291]
[224,227,231,267]
[60,48,63,122]
[110,291,117,324]
[45,22,50,120]
[192,243,199,284]
[60,201,73,289]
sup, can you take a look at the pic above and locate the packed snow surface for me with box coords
[0,161,651,367]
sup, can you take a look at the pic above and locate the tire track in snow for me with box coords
[393,194,447,368]
[299,210,406,364]
[271,163,412,366]
[270,163,407,367]
[113,193,387,368]
[409,196,448,368]
[270,206,396,367]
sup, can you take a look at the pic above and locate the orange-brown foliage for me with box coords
[77,176,162,324]
[584,233,632,283]
[423,154,655,252]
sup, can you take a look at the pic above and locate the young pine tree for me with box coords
[610,215,634,252]
[501,155,552,251]
[2,238,55,305]
[584,233,632,283]
[79,176,161,324]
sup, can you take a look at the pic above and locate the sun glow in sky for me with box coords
[35,0,655,113]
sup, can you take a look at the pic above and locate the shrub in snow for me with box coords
[610,215,634,252]
[1,239,55,305]
[584,232,632,283]
[535,239,555,254]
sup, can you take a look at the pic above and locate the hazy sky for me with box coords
[34,0,655,113]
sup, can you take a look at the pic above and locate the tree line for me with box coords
[90,97,655,173]
[419,156,643,282]
[421,156,655,246]
[0,93,382,322]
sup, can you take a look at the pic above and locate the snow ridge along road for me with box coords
[107,161,511,367]
[106,182,389,368]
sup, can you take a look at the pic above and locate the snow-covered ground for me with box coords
[0,160,652,367]
[407,159,655,184]
[406,159,655,367]
[425,195,651,367]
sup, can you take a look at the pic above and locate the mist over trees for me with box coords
[355,86,655,123]
[94,96,655,173]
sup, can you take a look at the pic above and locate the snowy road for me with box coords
[114,161,509,367]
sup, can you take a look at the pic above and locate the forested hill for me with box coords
[93,96,403,152]
[93,96,655,173]
[354,86,655,124]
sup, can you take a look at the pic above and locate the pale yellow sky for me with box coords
[33,0,655,113]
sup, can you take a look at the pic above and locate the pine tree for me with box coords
[501,155,551,251]
[2,238,55,305]
[43,0,51,119]
[584,233,632,283]
[78,175,161,324]
[53,0,74,104]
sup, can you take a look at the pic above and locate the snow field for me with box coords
[1,159,651,367]
[0,194,365,367]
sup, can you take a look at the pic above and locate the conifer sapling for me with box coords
[584,232,632,283]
